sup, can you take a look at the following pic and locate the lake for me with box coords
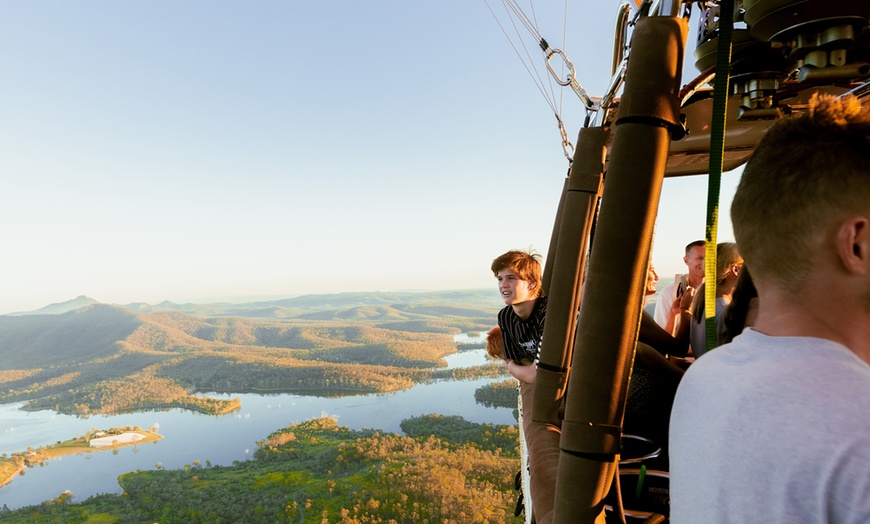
[0,344,515,509]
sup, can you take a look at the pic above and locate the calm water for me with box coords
[0,343,515,509]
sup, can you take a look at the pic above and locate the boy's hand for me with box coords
[506,360,536,384]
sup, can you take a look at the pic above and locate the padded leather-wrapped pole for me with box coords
[553,15,687,523]
[528,126,607,523]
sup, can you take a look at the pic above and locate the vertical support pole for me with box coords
[542,176,570,296]
[552,14,687,524]
[527,126,608,523]
[537,126,609,422]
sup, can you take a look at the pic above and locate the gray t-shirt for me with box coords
[670,329,870,523]
[689,296,729,359]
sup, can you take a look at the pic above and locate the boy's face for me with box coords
[496,268,536,306]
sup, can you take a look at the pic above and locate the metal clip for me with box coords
[558,118,575,162]
[545,47,575,87]
[545,48,598,111]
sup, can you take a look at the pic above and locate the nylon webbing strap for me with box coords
[705,0,734,352]
[537,362,569,373]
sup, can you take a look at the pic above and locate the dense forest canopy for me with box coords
[0,416,522,523]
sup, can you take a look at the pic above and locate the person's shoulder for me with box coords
[681,333,752,378]
[739,329,867,363]
[689,329,870,386]
[533,296,548,318]
[514,296,546,320]
[659,280,678,294]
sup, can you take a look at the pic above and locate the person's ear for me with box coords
[837,216,870,275]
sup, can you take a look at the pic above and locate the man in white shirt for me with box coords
[652,240,705,331]
[669,94,870,523]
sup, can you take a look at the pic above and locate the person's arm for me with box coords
[663,288,683,335]
[635,342,684,382]
[506,360,536,384]
[664,284,694,335]
[663,305,678,336]
[639,287,694,358]
[653,283,675,328]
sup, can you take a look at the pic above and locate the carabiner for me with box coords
[545,48,576,87]
[545,48,597,111]
[558,119,575,162]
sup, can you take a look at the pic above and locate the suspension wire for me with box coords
[483,0,587,161]
[528,0,572,145]
[505,0,563,112]
[502,0,543,41]
[525,0,563,112]
[558,0,569,128]
[483,0,560,117]
[488,0,579,111]
[526,0,542,39]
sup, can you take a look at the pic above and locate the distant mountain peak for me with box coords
[18,295,102,316]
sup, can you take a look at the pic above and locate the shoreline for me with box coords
[0,429,162,489]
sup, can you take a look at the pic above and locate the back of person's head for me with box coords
[491,249,544,297]
[731,94,870,295]
[715,242,742,284]
[720,265,759,344]
[691,242,743,321]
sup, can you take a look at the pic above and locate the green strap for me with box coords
[635,464,647,499]
[705,0,734,352]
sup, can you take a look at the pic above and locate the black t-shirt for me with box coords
[497,296,547,362]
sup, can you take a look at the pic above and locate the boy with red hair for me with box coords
[490,249,546,384]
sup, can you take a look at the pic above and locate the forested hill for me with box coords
[0,305,141,369]
[0,292,503,416]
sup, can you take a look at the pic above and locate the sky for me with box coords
[0,1,741,314]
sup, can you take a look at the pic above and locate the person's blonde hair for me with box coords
[691,242,743,322]
[731,94,870,295]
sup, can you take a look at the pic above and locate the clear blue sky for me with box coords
[0,2,739,314]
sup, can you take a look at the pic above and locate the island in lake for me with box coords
[0,426,162,489]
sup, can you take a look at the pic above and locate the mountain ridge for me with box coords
[0,291,501,416]
[5,289,500,319]
[5,295,101,316]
